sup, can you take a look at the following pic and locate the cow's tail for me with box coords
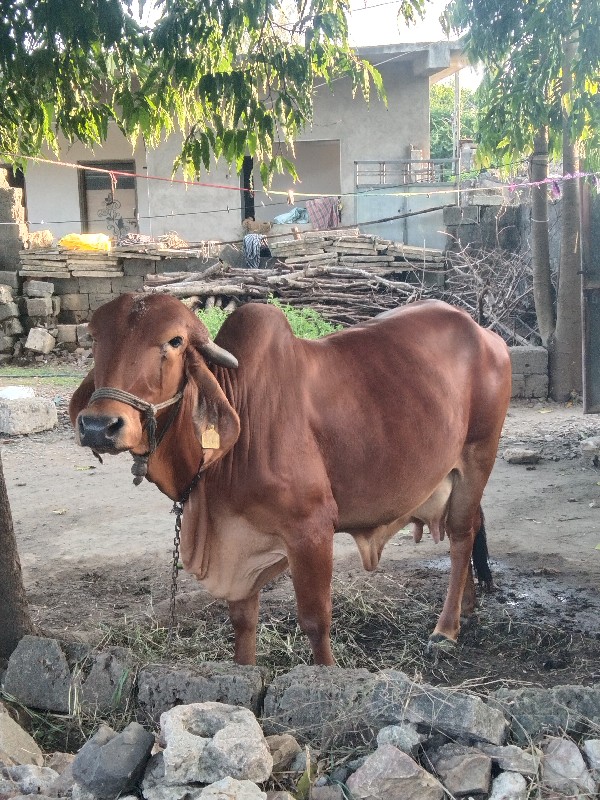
[471,506,493,591]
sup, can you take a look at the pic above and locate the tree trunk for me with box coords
[549,36,583,401]
[0,450,35,662]
[530,126,555,345]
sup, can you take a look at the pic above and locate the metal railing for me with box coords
[355,158,458,187]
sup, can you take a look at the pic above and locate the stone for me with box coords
[3,637,76,713]
[60,294,90,312]
[376,724,424,755]
[201,777,266,800]
[25,297,53,317]
[24,327,56,354]
[137,663,268,722]
[0,398,58,435]
[540,735,597,796]
[56,325,78,344]
[89,293,115,311]
[0,302,19,322]
[0,285,13,303]
[141,753,204,800]
[0,334,15,353]
[79,648,136,713]
[370,670,508,746]
[72,722,154,800]
[346,744,444,800]
[52,297,61,316]
[476,743,540,776]
[427,743,492,796]
[488,771,528,800]
[509,346,548,375]
[522,373,548,399]
[0,765,60,795]
[159,703,272,786]
[583,738,600,774]
[0,702,44,766]
[51,278,80,296]
[24,280,54,297]
[77,324,93,347]
[264,735,302,773]
[3,318,23,336]
[503,448,541,465]
[492,685,600,743]
[310,787,344,800]
[0,271,20,289]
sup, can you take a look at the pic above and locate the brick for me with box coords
[77,277,114,293]
[52,278,81,295]
[0,271,20,289]
[77,324,92,347]
[25,327,56,354]
[24,279,54,297]
[56,324,78,344]
[89,293,115,311]
[122,258,157,277]
[2,318,23,336]
[0,334,15,353]
[121,276,144,292]
[26,297,53,317]
[61,293,90,311]
[59,309,89,324]
[0,399,58,435]
[509,346,548,375]
[0,302,19,322]
[52,296,61,316]
[0,284,13,303]
[524,372,548,399]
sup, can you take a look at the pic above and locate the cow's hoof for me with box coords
[426,633,457,653]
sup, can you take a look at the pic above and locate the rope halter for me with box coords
[88,386,184,484]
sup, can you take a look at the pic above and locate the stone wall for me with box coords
[509,346,548,399]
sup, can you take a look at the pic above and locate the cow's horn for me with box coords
[198,340,239,369]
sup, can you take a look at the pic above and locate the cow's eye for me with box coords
[168,336,184,348]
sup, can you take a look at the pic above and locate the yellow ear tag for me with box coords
[202,424,221,449]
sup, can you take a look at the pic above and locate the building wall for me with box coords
[25,126,148,240]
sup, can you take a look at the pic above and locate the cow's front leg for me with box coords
[228,593,260,664]
[287,532,335,665]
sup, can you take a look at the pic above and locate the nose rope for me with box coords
[88,386,184,484]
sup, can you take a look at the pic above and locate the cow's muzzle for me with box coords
[77,413,127,452]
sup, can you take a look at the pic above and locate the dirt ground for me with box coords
[2,369,600,690]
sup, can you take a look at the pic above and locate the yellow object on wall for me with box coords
[58,233,112,252]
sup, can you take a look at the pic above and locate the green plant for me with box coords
[197,299,340,340]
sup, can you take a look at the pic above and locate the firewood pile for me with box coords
[144,232,447,327]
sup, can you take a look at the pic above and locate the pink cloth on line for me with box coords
[306,197,340,230]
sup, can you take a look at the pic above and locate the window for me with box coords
[78,160,139,237]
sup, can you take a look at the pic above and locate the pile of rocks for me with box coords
[1,636,599,799]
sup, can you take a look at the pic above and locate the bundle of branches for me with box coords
[144,262,427,327]
[440,246,539,346]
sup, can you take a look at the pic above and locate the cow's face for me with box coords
[69,293,240,467]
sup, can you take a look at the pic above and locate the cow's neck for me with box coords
[144,386,204,501]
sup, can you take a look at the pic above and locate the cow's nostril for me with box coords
[106,417,125,438]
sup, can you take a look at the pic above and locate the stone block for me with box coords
[77,324,93,347]
[0,302,19,322]
[488,772,527,800]
[56,325,78,344]
[0,398,58,434]
[346,745,444,800]
[0,702,44,766]
[52,296,61,316]
[541,735,597,796]
[2,636,88,713]
[0,335,15,353]
[77,277,114,294]
[25,327,56,354]
[89,293,115,311]
[122,276,144,292]
[0,271,20,289]
[476,743,540,776]
[24,280,54,297]
[3,318,23,336]
[59,309,89,325]
[509,346,548,375]
[79,648,137,713]
[52,278,81,295]
[122,258,158,277]
[60,293,89,312]
[427,743,492,796]
[1,764,60,795]
[25,297,53,317]
[72,722,154,800]
[137,663,269,723]
[0,285,13,303]
[265,735,302,773]
[524,372,548,398]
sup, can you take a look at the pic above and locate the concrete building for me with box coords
[21,41,466,248]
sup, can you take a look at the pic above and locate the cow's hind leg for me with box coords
[229,593,260,665]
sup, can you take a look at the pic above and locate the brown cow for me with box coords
[69,293,512,665]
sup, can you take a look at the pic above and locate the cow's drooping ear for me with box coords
[185,350,240,469]
[69,369,96,428]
